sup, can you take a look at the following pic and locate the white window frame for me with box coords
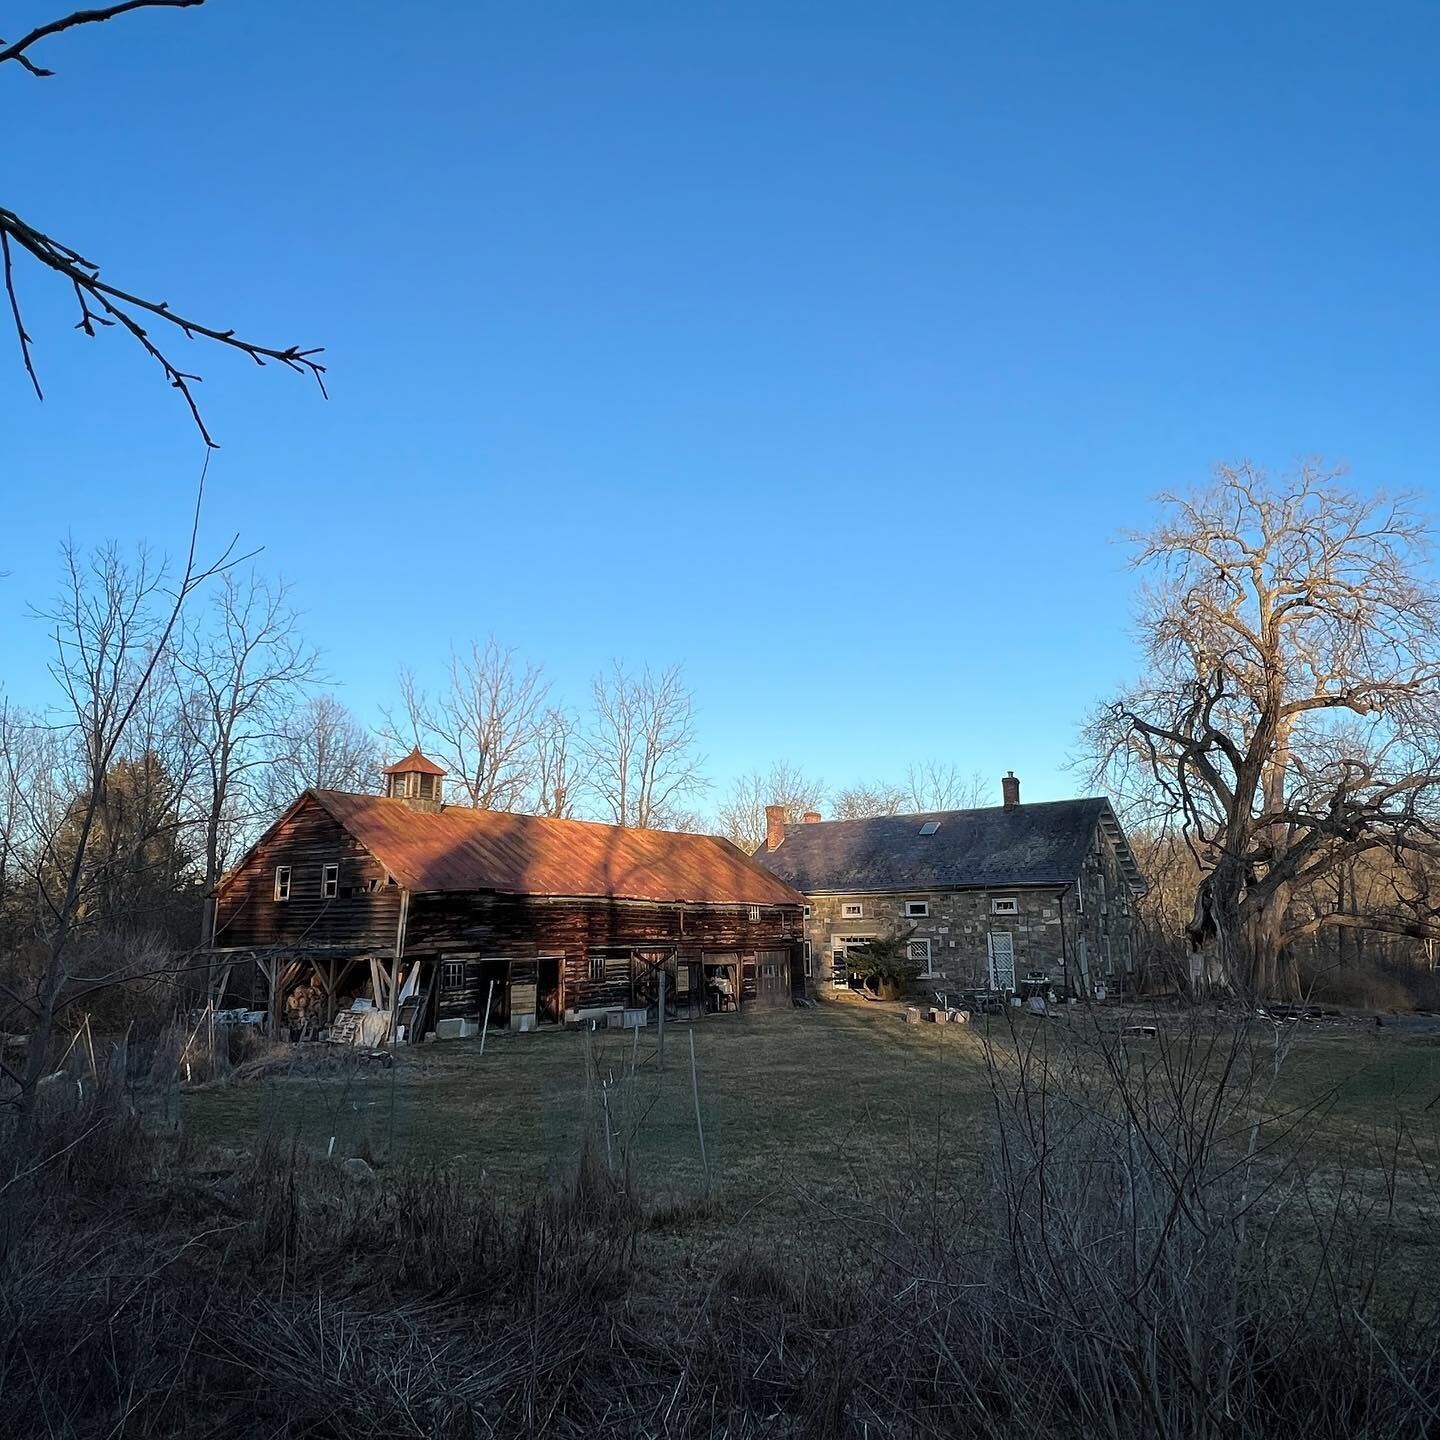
[832,934,874,988]
[273,865,291,902]
[991,896,1019,916]
[909,937,934,976]
[803,940,813,977]
[988,930,1017,990]
[841,901,865,919]
[904,900,929,918]
[321,862,339,899]
[803,904,812,919]
[748,905,762,923]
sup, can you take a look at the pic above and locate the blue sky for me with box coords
[3,0,1438,807]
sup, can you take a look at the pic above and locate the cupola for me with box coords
[383,748,446,810]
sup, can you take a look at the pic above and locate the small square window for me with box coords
[273,866,291,901]
[841,902,864,919]
[321,863,339,899]
[589,954,607,984]
[991,896,1019,916]
[803,904,812,919]
[748,905,762,923]
[904,900,929,918]
[919,821,941,836]
[441,959,465,992]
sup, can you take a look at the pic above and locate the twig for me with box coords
[1,206,326,447]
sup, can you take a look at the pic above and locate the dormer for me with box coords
[383,748,446,811]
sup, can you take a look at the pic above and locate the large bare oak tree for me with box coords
[1091,462,1440,997]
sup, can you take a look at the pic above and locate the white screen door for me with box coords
[988,932,1016,990]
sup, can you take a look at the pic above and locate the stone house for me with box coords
[753,772,1145,997]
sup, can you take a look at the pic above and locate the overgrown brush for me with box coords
[2,1014,1439,1437]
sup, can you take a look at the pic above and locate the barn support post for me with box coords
[260,956,279,1039]
[388,891,410,1047]
[657,966,666,1072]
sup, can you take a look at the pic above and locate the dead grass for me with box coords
[182,998,995,1243]
[8,1001,1440,1437]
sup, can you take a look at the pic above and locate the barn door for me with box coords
[988,931,1016,991]
[755,950,789,1007]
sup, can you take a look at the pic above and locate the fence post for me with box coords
[688,1027,709,1193]
[480,978,496,1054]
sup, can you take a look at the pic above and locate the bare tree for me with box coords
[174,571,319,940]
[12,518,236,1122]
[1088,462,1440,997]
[832,781,909,819]
[264,694,381,807]
[904,760,992,811]
[2,2,325,444]
[385,638,548,810]
[586,661,707,829]
[0,707,64,959]
[532,706,586,818]
[716,762,826,853]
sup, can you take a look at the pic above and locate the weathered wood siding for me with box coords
[406,891,803,1017]
[212,794,402,951]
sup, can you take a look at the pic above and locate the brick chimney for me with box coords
[1001,771,1020,808]
[803,810,822,824]
[765,804,786,851]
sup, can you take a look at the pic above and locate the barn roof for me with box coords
[753,799,1144,895]
[308,790,806,907]
[383,747,446,776]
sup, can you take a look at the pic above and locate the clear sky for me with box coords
[3,1,1437,808]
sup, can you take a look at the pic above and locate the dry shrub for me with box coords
[3,1015,1440,1438]
[1300,953,1418,1011]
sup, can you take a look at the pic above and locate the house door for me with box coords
[754,949,789,1008]
[988,932,1016,991]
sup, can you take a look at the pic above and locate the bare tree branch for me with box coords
[0,1,202,78]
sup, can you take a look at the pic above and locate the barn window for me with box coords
[991,896,1018,916]
[588,954,606,983]
[321,863,339,899]
[841,902,864,919]
[441,960,465,992]
[904,900,929,918]
[273,866,291,901]
[803,941,813,977]
[909,938,934,975]
[803,904,812,919]
[748,905,762,923]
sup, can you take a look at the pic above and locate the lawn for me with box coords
[181,997,1440,1252]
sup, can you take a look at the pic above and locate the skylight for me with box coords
[919,821,940,836]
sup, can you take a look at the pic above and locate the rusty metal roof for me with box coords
[382,747,446,776]
[310,790,806,907]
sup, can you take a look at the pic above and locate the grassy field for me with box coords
[181,997,1440,1243]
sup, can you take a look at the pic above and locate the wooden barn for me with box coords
[205,750,807,1040]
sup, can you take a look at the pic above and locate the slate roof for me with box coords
[308,790,806,908]
[753,799,1143,895]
